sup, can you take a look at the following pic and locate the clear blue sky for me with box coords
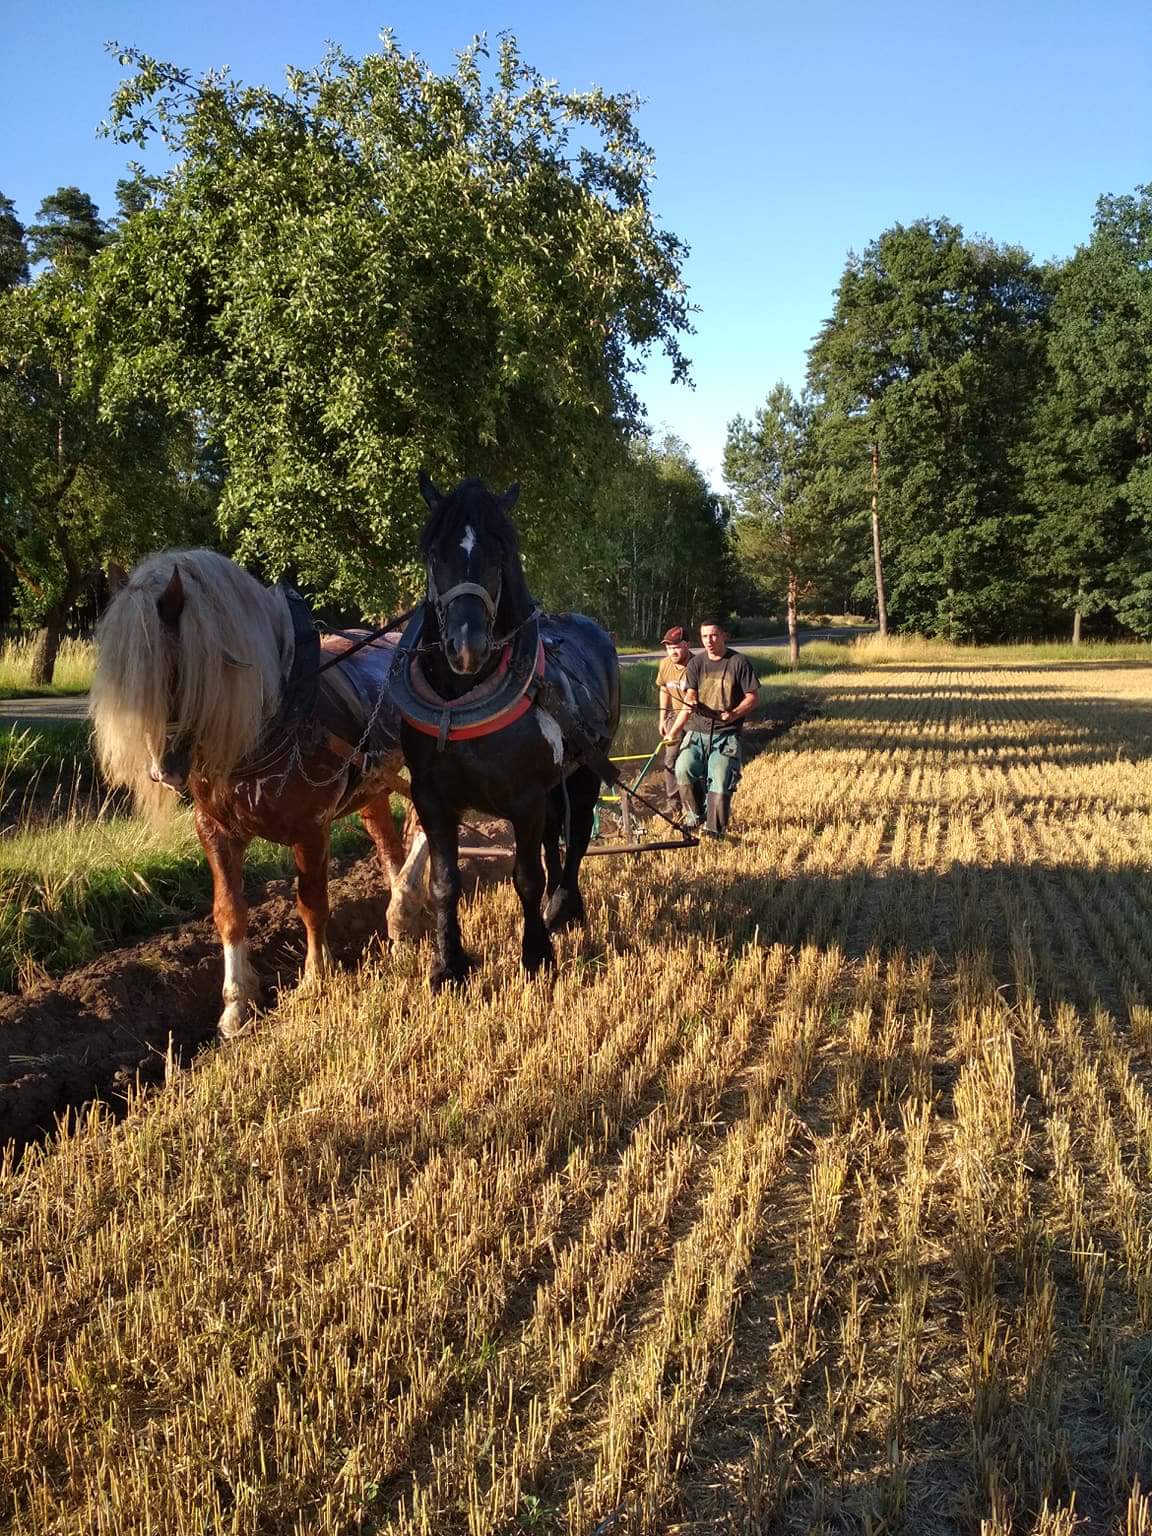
[3,0,1149,487]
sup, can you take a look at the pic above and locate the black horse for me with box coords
[395,474,620,989]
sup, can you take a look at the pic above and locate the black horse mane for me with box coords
[419,478,535,624]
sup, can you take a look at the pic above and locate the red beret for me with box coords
[662,626,686,644]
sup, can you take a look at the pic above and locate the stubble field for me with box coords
[3,660,1152,1534]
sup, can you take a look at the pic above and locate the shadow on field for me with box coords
[653,854,1152,1021]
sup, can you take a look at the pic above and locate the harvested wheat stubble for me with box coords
[4,661,1152,1534]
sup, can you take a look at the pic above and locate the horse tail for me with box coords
[91,549,288,814]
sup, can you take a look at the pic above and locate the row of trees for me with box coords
[4,34,1147,675]
[725,197,1152,645]
[1,36,719,680]
[0,184,219,679]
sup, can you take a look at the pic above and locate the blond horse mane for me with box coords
[91,549,293,815]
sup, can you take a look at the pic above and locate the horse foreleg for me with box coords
[543,789,565,902]
[414,793,473,991]
[361,792,428,942]
[511,800,554,975]
[292,826,334,985]
[195,808,259,1039]
[545,766,599,934]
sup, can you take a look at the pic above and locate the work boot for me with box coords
[678,780,703,828]
[664,771,680,817]
[704,792,731,839]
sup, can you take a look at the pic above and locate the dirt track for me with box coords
[0,698,815,1161]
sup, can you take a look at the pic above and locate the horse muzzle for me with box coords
[150,745,191,794]
[443,614,493,677]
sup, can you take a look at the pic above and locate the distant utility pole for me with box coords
[870,441,889,638]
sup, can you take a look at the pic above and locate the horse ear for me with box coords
[156,565,185,628]
[499,482,520,514]
[418,470,442,509]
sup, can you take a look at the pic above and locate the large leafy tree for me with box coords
[808,219,1054,640]
[0,188,216,682]
[1025,185,1152,638]
[94,35,693,612]
[725,384,854,664]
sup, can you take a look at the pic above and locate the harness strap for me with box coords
[323,732,411,797]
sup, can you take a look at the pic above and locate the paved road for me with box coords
[0,695,93,729]
[0,628,874,728]
[620,626,873,663]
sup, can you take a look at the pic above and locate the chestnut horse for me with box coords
[90,549,427,1037]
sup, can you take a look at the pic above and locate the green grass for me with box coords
[0,722,94,798]
[0,636,94,697]
[0,807,373,991]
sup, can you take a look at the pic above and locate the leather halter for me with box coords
[427,566,502,625]
[391,607,544,749]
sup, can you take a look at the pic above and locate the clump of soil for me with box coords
[0,853,402,1160]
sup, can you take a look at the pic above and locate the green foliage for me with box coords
[807,218,1055,640]
[0,262,219,663]
[724,383,855,620]
[1025,186,1152,635]
[26,187,110,277]
[0,194,28,291]
[0,180,221,679]
[94,35,693,612]
[546,434,728,639]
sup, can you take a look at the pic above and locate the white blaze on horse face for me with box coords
[537,709,564,766]
[461,525,476,559]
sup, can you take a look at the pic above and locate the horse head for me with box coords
[91,549,290,814]
[418,472,531,677]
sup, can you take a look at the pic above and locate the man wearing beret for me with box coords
[656,626,693,815]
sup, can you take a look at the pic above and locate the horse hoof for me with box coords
[387,901,421,944]
[544,891,585,934]
[430,954,475,992]
[219,1002,257,1039]
[522,944,556,976]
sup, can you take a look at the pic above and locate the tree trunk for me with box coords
[870,442,889,638]
[1072,608,1083,645]
[28,607,67,687]
[787,572,799,669]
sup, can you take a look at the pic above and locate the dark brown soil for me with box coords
[0,852,410,1161]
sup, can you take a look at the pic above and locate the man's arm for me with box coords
[657,675,674,736]
[665,688,696,741]
[718,661,761,724]
[664,659,699,741]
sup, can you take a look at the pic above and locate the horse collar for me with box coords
[391,609,543,749]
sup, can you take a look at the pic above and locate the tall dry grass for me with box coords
[4,659,1152,1531]
[0,636,94,695]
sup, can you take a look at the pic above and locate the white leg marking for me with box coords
[219,940,261,1039]
[537,709,564,766]
[388,828,429,941]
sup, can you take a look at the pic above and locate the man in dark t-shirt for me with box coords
[664,618,761,838]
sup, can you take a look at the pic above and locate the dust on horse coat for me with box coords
[90,549,428,1038]
[396,475,619,990]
